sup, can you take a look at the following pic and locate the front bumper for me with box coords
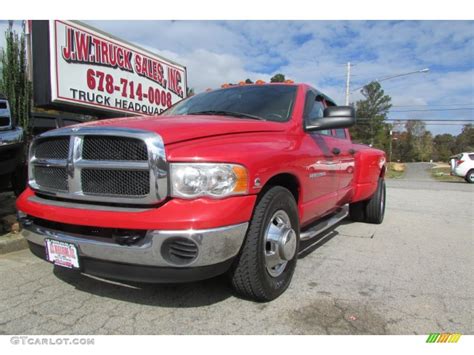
[27,242,235,283]
[21,218,248,267]
[21,218,248,282]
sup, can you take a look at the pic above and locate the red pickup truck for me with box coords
[17,83,386,301]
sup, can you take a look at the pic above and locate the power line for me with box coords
[371,118,474,121]
[359,122,471,125]
[390,108,474,112]
[392,103,474,108]
[386,119,473,122]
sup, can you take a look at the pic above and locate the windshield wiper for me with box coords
[188,110,265,121]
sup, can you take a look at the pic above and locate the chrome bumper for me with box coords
[21,221,248,268]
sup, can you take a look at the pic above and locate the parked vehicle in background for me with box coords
[450,152,474,183]
[0,94,27,196]
[17,83,386,302]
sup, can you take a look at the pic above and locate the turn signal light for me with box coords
[232,165,248,193]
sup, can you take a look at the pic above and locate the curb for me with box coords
[0,233,28,255]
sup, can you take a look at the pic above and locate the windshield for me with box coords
[161,85,297,122]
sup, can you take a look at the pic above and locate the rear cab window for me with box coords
[333,128,347,139]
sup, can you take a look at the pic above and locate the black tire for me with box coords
[229,186,299,302]
[465,169,474,183]
[349,178,386,224]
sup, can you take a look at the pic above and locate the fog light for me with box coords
[161,237,199,266]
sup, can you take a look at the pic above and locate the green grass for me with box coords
[386,162,405,179]
[430,167,464,182]
[386,169,404,179]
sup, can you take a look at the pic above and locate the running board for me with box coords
[299,205,349,241]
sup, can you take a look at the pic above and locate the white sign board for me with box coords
[49,20,187,115]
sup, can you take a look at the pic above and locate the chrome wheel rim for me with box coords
[264,210,297,278]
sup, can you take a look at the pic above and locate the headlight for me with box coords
[170,163,248,198]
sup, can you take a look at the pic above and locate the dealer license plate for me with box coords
[45,239,80,269]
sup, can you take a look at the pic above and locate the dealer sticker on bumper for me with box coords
[45,239,80,269]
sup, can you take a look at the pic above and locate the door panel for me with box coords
[300,89,342,226]
[300,132,340,226]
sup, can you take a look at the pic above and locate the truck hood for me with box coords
[78,115,287,145]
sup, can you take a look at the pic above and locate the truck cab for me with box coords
[17,83,386,301]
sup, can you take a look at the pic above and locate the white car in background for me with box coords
[450,152,474,183]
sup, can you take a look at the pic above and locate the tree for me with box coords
[350,81,392,148]
[245,78,253,84]
[270,73,285,83]
[420,131,434,162]
[404,120,433,162]
[0,21,32,131]
[455,124,474,153]
[433,133,456,161]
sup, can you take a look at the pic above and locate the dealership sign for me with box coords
[33,20,187,116]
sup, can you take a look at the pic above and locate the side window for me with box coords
[333,128,347,139]
[468,154,474,160]
[303,91,330,135]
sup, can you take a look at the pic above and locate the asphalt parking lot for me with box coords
[0,163,472,335]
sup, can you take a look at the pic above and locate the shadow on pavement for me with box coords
[53,266,233,307]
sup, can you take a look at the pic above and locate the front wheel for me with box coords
[229,186,299,302]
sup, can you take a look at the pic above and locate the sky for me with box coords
[1,20,473,135]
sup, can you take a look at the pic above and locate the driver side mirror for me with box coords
[305,106,356,131]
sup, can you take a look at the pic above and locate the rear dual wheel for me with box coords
[349,177,386,224]
[229,186,299,302]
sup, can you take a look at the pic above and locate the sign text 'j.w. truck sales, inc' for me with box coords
[50,20,187,115]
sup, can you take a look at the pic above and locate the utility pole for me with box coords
[389,130,393,163]
[345,62,351,106]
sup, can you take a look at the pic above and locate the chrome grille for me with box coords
[82,169,150,196]
[82,136,148,161]
[34,166,68,191]
[29,127,168,205]
[34,137,70,159]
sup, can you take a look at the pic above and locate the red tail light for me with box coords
[456,159,464,166]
